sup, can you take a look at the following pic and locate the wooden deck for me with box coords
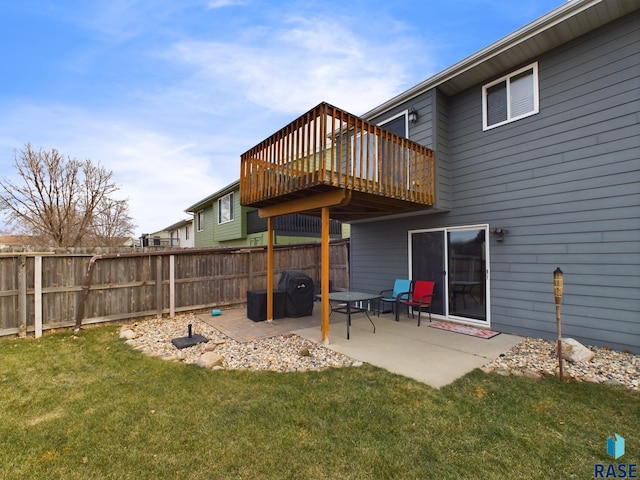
[240,102,435,221]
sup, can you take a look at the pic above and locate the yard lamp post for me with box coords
[553,267,564,380]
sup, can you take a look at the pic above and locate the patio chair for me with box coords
[378,279,411,320]
[399,280,435,326]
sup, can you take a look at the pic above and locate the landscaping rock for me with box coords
[121,314,638,391]
[561,338,595,363]
[482,337,638,391]
[124,314,356,372]
[119,329,136,340]
[196,352,224,369]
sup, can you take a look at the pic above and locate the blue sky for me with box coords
[0,0,564,236]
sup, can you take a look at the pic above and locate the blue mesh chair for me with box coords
[378,279,411,320]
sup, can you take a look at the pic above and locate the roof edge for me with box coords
[185,179,240,212]
[362,0,607,119]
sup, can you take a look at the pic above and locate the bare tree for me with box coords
[0,144,136,247]
[86,197,137,247]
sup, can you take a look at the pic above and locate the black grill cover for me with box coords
[278,270,314,317]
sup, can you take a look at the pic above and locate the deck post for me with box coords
[266,216,274,323]
[321,206,330,344]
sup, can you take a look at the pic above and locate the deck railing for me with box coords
[246,210,342,236]
[240,102,434,208]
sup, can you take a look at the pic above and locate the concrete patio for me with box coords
[200,305,524,388]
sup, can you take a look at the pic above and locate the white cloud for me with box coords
[207,0,246,8]
[0,103,229,235]
[164,12,433,116]
[0,1,439,236]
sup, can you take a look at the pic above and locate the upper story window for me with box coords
[379,112,408,138]
[218,192,234,224]
[196,211,204,232]
[482,62,539,130]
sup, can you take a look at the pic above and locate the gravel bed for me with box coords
[122,314,360,372]
[482,337,639,391]
[122,314,639,391]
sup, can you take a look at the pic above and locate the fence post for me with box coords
[156,256,163,319]
[248,250,253,290]
[34,256,43,338]
[169,255,175,318]
[18,256,27,337]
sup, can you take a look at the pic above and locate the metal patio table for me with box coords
[326,291,382,339]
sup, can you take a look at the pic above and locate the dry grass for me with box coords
[0,326,638,479]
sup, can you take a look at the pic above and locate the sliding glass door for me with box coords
[409,226,489,324]
[410,231,446,315]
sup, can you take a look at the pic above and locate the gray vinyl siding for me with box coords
[350,11,640,353]
[407,90,433,148]
[433,89,452,210]
[370,89,452,211]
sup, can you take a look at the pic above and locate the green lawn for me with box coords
[0,326,637,479]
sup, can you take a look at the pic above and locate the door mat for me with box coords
[429,321,500,339]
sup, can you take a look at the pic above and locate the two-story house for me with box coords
[165,219,193,248]
[187,180,348,248]
[240,0,639,352]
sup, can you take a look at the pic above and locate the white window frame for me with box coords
[482,62,539,131]
[378,110,410,189]
[196,211,204,232]
[378,110,409,138]
[218,192,234,224]
[351,131,378,182]
[408,224,491,326]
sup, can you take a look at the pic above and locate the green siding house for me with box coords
[186,180,348,248]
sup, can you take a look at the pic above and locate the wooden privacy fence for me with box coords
[0,240,349,338]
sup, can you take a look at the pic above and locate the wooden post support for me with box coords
[266,216,274,323]
[321,206,330,344]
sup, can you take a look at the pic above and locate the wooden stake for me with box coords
[554,267,564,380]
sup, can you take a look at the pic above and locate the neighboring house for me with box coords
[164,219,193,248]
[240,0,639,352]
[0,234,137,248]
[140,229,172,247]
[0,235,36,247]
[186,180,348,248]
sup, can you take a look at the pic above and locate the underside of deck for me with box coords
[246,183,434,221]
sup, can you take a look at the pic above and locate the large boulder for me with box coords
[119,329,136,340]
[196,352,224,369]
[561,338,595,363]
